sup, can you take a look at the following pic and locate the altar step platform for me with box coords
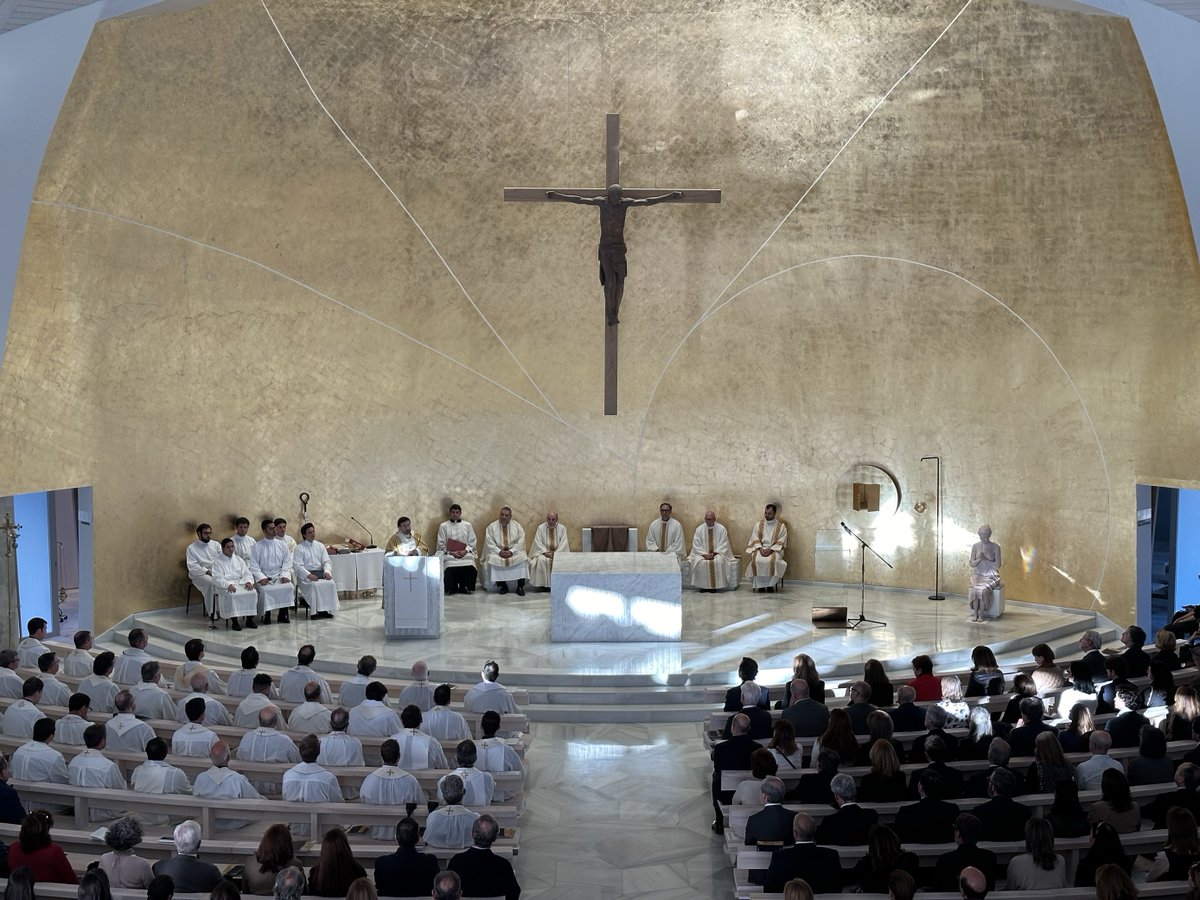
[98,581,1116,725]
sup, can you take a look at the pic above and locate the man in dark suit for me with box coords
[908,706,960,763]
[845,681,878,734]
[964,737,1019,798]
[1105,685,1150,748]
[1007,697,1054,758]
[908,735,964,799]
[894,770,958,844]
[745,777,795,847]
[712,713,759,833]
[781,678,829,738]
[374,816,440,897]
[933,814,997,892]
[763,813,842,894]
[1095,656,1134,714]
[151,820,223,893]
[447,815,520,900]
[723,657,770,711]
[889,685,926,732]
[1079,629,1108,681]
[722,682,774,739]
[1120,625,1151,677]
[971,767,1031,841]
[814,774,878,845]
[1144,761,1200,829]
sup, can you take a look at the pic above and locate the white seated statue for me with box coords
[688,511,735,591]
[969,524,1004,622]
[483,506,529,595]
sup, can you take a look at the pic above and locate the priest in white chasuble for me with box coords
[293,523,339,618]
[688,511,735,591]
[484,506,529,595]
[385,516,428,556]
[528,511,570,590]
[745,502,788,591]
[646,501,686,562]
[436,503,478,595]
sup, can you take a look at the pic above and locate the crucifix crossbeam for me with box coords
[505,113,720,415]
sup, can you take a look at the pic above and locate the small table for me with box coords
[329,548,385,593]
[550,552,682,642]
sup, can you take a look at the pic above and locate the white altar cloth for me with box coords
[329,548,385,592]
[551,552,682,642]
[383,555,444,638]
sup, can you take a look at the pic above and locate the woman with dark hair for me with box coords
[7,811,77,884]
[767,719,802,771]
[1147,808,1200,881]
[813,708,858,766]
[732,748,778,805]
[0,754,27,826]
[1089,769,1142,833]
[966,645,1005,697]
[906,655,940,701]
[1095,864,1140,900]
[1058,702,1095,754]
[1129,726,1175,785]
[858,740,908,803]
[77,870,113,900]
[344,878,377,900]
[959,706,995,760]
[242,824,302,895]
[1001,673,1038,725]
[99,816,153,888]
[1030,643,1067,695]
[1005,817,1067,888]
[307,828,366,897]
[855,711,904,765]
[1140,660,1177,709]
[863,659,893,708]
[887,870,916,900]
[4,868,37,900]
[1074,822,1133,887]
[1168,686,1200,742]
[1026,731,1075,793]
[1046,780,1090,839]
[208,882,240,900]
[1157,629,1183,670]
[851,825,919,893]
[783,654,825,707]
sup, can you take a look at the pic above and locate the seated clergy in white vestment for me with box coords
[0,650,25,699]
[384,516,428,557]
[484,506,529,595]
[174,673,231,727]
[476,711,525,802]
[131,662,176,722]
[211,539,259,630]
[112,628,152,687]
[281,645,333,704]
[185,524,221,615]
[423,775,479,849]
[62,630,96,677]
[745,502,788,591]
[688,511,736,591]
[528,511,570,591]
[397,660,436,712]
[36,653,71,708]
[227,647,279,699]
[283,735,344,836]
[230,516,256,562]
[105,691,156,752]
[293,523,339,619]
[236,675,280,729]
[80,652,119,714]
[436,741,495,807]
[463,660,522,716]
[436,503,478,596]
[338,655,379,709]
[421,684,472,742]
[360,738,427,840]
[131,737,192,826]
[317,708,365,767]
[11,718,68,783]
[54,692,92,746]
[2,678,48,738]
[194,740,261,830]
[69,723,128,820]
[17,617,51,669]
[645,501,686,563]
[288,681,333,734]
[249,519,292,625]
[172,698,220,757]
[237,707,300,795]
[392,706,449,770]
[348,682,403,737]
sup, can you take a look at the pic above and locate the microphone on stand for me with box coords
[350,517,376,548]
[840,521,853,534]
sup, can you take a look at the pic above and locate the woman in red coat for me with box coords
[7,810,78,884]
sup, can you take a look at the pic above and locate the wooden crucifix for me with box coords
[505,113,720,415]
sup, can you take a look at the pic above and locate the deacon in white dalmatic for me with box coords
[745,502,788,592]
[293,523,339,619]
[646,501,686,567]
[528,511,570,591]
[185,523,221,615]
[484,506,528,596]
[212,538,259,631]
[688,511,735,591]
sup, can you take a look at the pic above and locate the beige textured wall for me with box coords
[1,0,1197,629]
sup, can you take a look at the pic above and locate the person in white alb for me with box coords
[174,672,231,727]
[423,775,479,849]
[287,681,333,734]
[230,516,256,562]
[688,511,736,591]
[437,503,478,595]
[484,507,529,596]
[173,639,228,695]
[359,738,427,840]
[236,674,279,729]
[131,738,192,826]
[69,723,127,820]
[17,617,51,669]
[131,661,176,722]
[80,652,119,714]
[436,741,495,807]
[385,517,428,556]
[273,517,297,554]
[392,705,449,770]
[338,656,379,710]
[172,698,220,758]
[348,682,403,737]
[528,511,570,591]
[10,718,68,783]
[398,661,436,711]
[54,693,92,746]
[422,684,472,742]
[317,708,365,767]
[476,711,524,802]
[645,502,686,563]
[249,519,292,625]
[185,524,222,615]
[463,660,522,716]
[227,646,278,699]
[2,678,48,738]
[194,740,262,830]
[283,734,344,804]
[745,503,788,592]
[63,630,96,677]
[281,645,333,704]
[237,707,300,795]
[211,538,259,630]
[35,652,70,708]
[293,523,339,619]
[105,691,156,752]
[0,650,24,699]
[113,629,152,687]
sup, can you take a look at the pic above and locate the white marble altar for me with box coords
[551,552,682,642]
[383,555,443,638]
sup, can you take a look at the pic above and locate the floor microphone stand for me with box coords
[840,521,892,630]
